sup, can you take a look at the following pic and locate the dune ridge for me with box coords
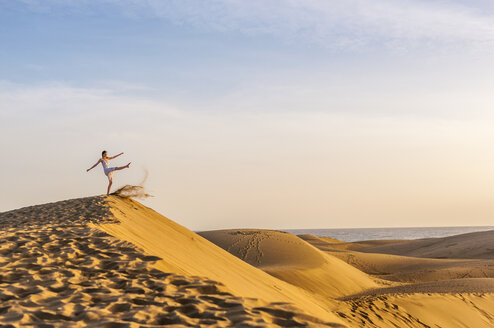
[0,196,344,327]
[98,197,345,324]
[298,234,409,251]
[357,229,494,259]
[301,234,494,283]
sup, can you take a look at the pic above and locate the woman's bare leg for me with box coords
[106,163,129,195]
[114,162,131,171]
[107,177,113,195]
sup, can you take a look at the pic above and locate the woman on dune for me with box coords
[86,150,131,195]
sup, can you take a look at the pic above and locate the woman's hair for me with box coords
[102,150,107,157]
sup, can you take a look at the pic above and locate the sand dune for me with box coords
[332,250,494,283]
[3,195,494,327]
[99,197,345,324]
[342,278,494,300]
[299,234,409,251]
[358,229,494,259]
[199,229,382,298]
[0,196,343,327]
[302,235,494,283]
[199,229,494,326]
[337,293,494,328]
[199,230,327,269]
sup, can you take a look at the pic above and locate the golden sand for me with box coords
[198,229,381,298]
[2,195,494,327]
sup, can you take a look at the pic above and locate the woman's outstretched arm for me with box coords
[86,159,101,172]
[109,152,124,159]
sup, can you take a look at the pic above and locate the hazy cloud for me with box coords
[3,82,494,228]
[14,0,494,51]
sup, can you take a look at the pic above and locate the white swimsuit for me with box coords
[102,159,116,179]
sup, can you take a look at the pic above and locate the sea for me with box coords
[283,226,494,242]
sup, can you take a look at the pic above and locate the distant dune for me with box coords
[2,196,494,327]
[355,229,494,259]
[299,234,410,251]
[300,234,494,283]
[199,229,381,298]
[200,228,494,326]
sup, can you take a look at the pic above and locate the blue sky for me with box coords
[2,1,494,229]
[3,0,494,115]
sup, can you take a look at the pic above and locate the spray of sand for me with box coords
[112,169,152,199]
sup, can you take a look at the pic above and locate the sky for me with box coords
[2,0,494,230]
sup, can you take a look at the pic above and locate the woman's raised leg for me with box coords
[114,162,131,171]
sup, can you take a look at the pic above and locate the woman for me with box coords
[87,150,131,195]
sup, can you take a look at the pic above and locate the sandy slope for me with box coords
[336,293,494,328]
[301,235,494,283]
[200,229,494,326]
[299,234,409,251]
[341,278,494,299]
[297,232,494,327]
[199,229,381,298]
[0,196,344,327]
[331,250,494,283]
[99,196,344,325]
[3,195,494,327]
[358,229,494,259]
